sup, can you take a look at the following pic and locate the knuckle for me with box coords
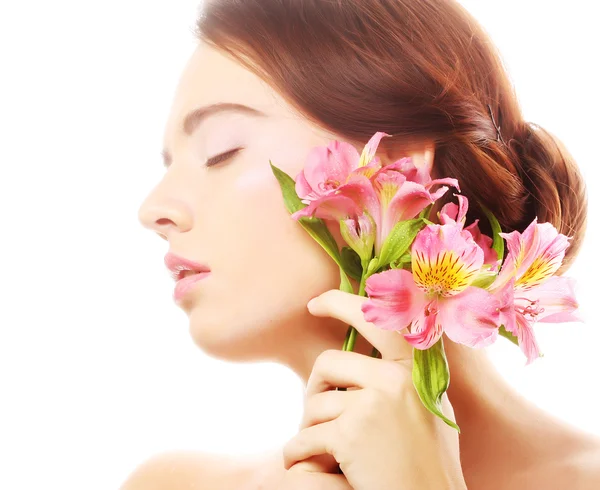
[301,394,318,425]
[282,436,303,467]
[321,289,340,302]
[381,361,412,397]
[335,412,361,450]
[281,439,293,463]
[357,388,384,419]
[314,349,338,370]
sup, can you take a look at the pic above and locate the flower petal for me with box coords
[427,178,460,199]
[298,141,360,200]
[437,286,500,348]
[515,223,571,289]
[411,223,484,296]
[294,168,315,201]
[362,269,427,331]
[358,132,391,167]
[340,173,381,219]
[514,312,542,365]
[494,277,518,335]
[498,218,541,282]
[290,193,361,221]
[438,201,458,224]
[464,219,498,265]
[402,299,444,349]
[525,276,582,323]
[387,180,437,222]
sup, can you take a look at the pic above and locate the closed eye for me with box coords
[205,147,243,168]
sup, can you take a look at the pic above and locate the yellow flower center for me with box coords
[515,255,558,290]
[412,249,476,297]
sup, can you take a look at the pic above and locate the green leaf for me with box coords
[418,203,433,220]
[338,268,354,293]
[377,219,425,268]
[412,338,460,432]
[340,247,363,281]
[269,161,306,214]
[499,324,519,346]
[480,205,504,264]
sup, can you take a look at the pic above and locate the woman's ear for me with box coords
[378,137,436,172]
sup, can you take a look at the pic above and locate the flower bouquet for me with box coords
[270,132,581,431]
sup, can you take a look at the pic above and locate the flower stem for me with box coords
[338,263,378,394]
[342,267,378,356]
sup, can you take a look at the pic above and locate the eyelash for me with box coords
[205,147,243,168]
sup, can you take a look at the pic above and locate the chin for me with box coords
[187,309,278,362]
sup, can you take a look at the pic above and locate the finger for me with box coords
[287,465,351,489]
[307,289,413,361]
[305,349,406,398]
[283,420,338,470]
[300,389,361,430]
[291,455,339,475]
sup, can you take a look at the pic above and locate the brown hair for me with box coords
[195,0,588,273]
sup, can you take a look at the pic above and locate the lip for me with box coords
[164,252,211,282]
[173,271,211,302]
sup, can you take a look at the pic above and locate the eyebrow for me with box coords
[161,103,267,168]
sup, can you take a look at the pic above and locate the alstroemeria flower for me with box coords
[364,160,459,254]
[489,219,582,364]
[362,222,500,349]
[438,194,498,267]
[292,134,460,256]
[290,133,387,224]
[294,132,390,204]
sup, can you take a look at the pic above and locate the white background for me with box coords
[0,1,598,489]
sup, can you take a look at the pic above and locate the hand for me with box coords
[282,290,467,490]
[278,455,352,489]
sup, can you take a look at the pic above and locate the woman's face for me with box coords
[137,42,356,361]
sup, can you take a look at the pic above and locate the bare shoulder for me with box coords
[570,445,600,489]
[537,442,600,490]
[119,450,261,490]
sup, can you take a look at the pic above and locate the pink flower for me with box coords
[365,160,459,253]
[362,222,500,349]
[490,219,582,364]
[292,132,460,256]
[294,132,389,204]
[438,194,498,267]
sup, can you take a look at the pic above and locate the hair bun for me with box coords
[509,121,587,272]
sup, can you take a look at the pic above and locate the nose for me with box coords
[137,192,193,240]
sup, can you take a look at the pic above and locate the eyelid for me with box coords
[205,147,243,168]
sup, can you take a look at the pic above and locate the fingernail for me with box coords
[307,298,317,311]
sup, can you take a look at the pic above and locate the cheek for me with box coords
[233,164,273,192]
[229,164,340,289]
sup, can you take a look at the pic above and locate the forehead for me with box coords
[163,42,284,144]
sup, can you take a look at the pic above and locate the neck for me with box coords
[444,340,591,486]
[274,312,380,382]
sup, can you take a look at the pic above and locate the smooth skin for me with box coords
[125,41,600,489]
